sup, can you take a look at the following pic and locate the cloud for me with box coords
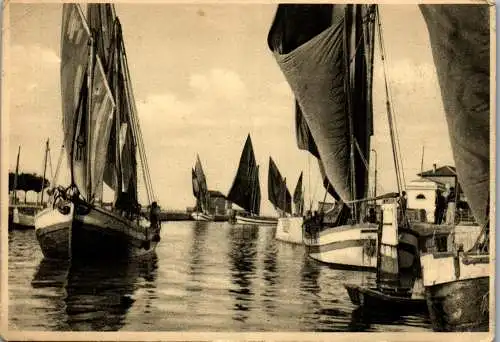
[8,44,63,173]
[188,68,247,102]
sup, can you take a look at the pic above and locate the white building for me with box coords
[406,178,446,223]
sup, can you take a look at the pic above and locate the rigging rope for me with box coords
[120,38,156,205]
[375,7,404,194]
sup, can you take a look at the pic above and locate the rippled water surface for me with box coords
[9,221,432,331]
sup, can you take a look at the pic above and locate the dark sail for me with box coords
[194,154,209,212]
[227,135,259,214]
[295,103,319,159]
[251,165,261,216]
[192,168,199,198]
[420,4,490,226]
[268,4,375,203]
[293,172,304,216]
[268,157,292,214]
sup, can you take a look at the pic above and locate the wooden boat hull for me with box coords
[275,216,304,244]
[420,252,490,332]
[191,212,214,221]
[345,284,428,314]
[303,224,419,271]
[35,203,160,260]
[10,205,43,229]
[235,215,277,226]
[13,209,35,228]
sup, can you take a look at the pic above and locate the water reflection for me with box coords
[261,227,279,315]
[187,222,209,291]
[227,225,259,323]
[349,306,431,332]
[31,254,158,331]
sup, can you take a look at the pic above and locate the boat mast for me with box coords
[113,19,123,205]
[12,146,20,204]
[40,139,49,205]
[86,35,95,202]
[343,5,358,221]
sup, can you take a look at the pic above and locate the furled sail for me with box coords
[420,4,490,226]
[293,172,304,216]
[268,4,375,204]
[268,157,292,214]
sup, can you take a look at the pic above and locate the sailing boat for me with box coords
[226,134,277,226]
[275,171,306,244]
[267,157,292,218]
[191,155,214,221]
[35,4,161,260]
[267,4,420,271]
[417,4,491,332]
[9,141,50,229]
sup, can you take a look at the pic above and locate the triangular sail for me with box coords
[251,165,261,216]
[268,157,292,214]
[193,155,210,213]
[268,4,376,206]
[227,135,260,214]
[293,172,304,216]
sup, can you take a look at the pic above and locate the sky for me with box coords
[7,3,454,214]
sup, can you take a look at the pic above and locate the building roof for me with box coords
[418,165,456,178]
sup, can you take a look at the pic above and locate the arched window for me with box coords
[416,194,426,200]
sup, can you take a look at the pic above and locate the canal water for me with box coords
[8,221,432,332]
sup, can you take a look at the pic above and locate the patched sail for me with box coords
[420,4,490,226]
[268,4,375,203]
[268,157,292,214]
[61,4,91,198]
[88,56,116,198]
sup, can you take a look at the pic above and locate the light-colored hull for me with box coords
[235,215,278,226]
[13,208,36,228]
[420,252,490,331]
[35,203,160,260]
[275,216,304,244]
[303,224,419,271]
[191,212,214,221]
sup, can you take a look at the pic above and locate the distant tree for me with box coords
[9,172,50,203]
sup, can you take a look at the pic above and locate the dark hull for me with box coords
[425,276,489,332]
[35,205,160,260]
[71,219,158,259]
[345,284,428,314]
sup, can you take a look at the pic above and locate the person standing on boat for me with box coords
[434,190,446,224]
[445,187,456,224]
[149,201,161,229]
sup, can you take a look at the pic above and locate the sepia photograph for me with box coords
[1,1,495,340]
